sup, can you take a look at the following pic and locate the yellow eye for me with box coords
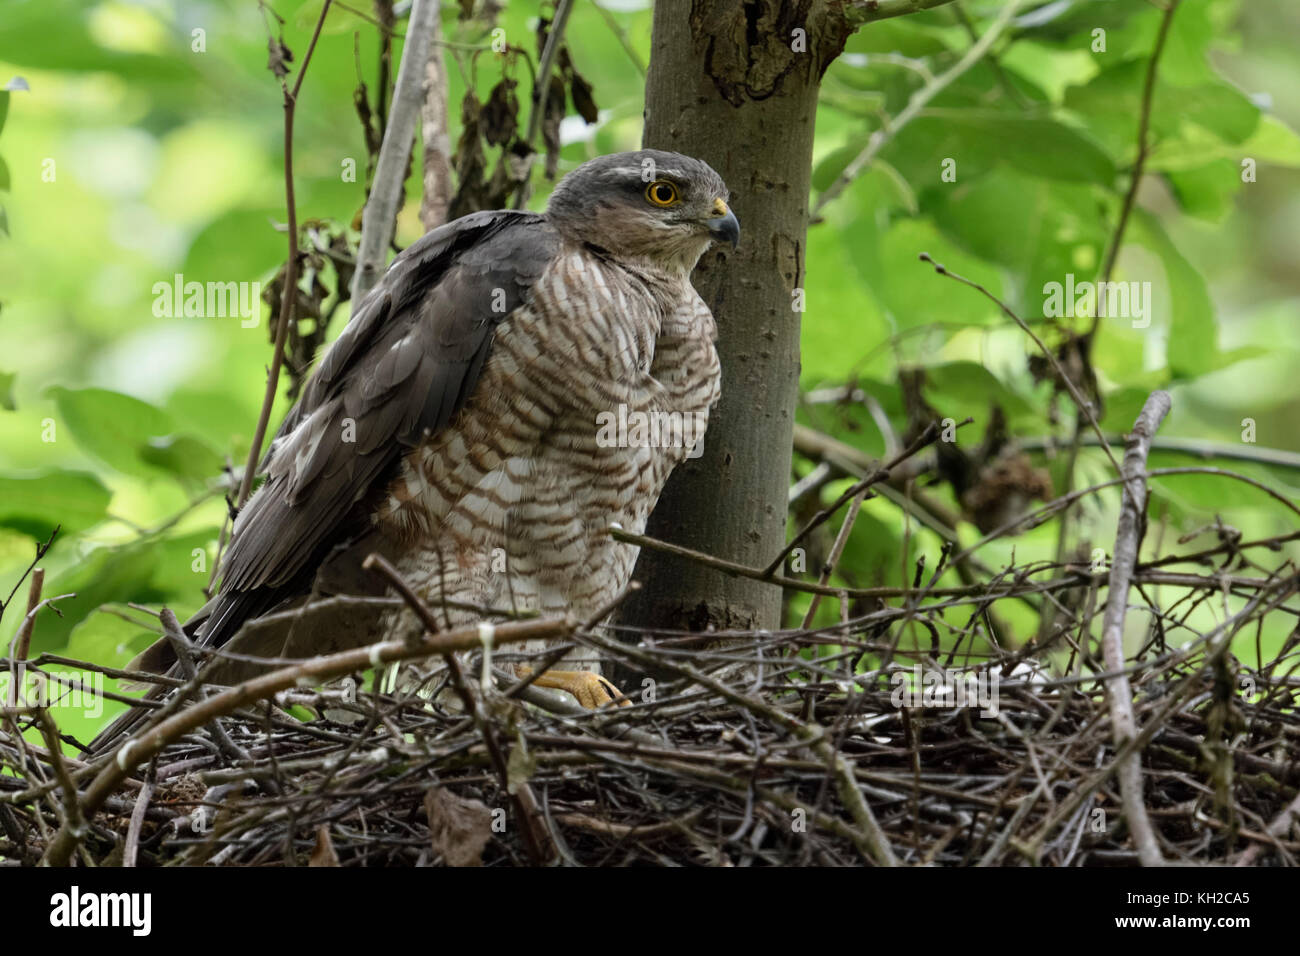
[645,180,679,206]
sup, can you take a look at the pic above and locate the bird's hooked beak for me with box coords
[707,198,740,250]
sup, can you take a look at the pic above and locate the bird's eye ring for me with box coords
[645,180,678,207]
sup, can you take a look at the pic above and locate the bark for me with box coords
[623,1,853,633]
[1100,389,1171,867]
[419,9,452,232]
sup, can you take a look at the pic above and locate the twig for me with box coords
[764,422,946,577]
[591,0,645,76]
[801,492,867,629]
[39,615,572,865]
[845,0,960,25]
[918,253,1121,474]
[1236,788,1300,866]
[578,628,898,866]
[813,0,1024,220]
[1096,0,1181,297]
[34,710,87,867]
[6,568,45,709]
[352,0,439,300]
[1018,433,1300,473]
[239,0,335,507]
[512,0,575,209]
[1100,390,1171,866]
[362,552,555,864]
[123,765,156,867]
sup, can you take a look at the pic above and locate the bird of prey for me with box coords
[90,150,738,753]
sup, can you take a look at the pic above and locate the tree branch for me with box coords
[1100,389,1171,867]
[238,0,334,507]
[419,6,452,232]
[813,0,1024,220]
[1097,0,1181,294]
[352,0,438,301]
[845,0,961,26]
[39,615,572,865]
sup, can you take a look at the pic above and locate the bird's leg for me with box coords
[515,664,630,709]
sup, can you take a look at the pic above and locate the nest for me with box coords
[3,600,1299,867]
[3,393,1298,867]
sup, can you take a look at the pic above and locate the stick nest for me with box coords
[4,614,1299,866]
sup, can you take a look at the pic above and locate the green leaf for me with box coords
[812,141,867,194]
[923,361,1035,422]
[814,142,918,214]
[22,543,160,653]
[182,207,286,287]
[1164,159,1241,222]
[1066,61,1260,163]
[900,112,1116,185]
[0,470,112,538]
[147,528,221,602]
[1241,114,1300,166]
[0,155,9,192]
[58,609,160,740]
[925,168,1108,310]
[45,386,222,481]
[0,370,15,410]
[0,0,193,81]
[63,607,158,673]
[1163,82,1260,145]
[139,435,225,482]
[843,18,950,57]
[1150,114,1300,171]
[1128,210,1217,380]
[47,386,174,477]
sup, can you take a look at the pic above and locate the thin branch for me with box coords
[1096,0,1181,297]
[591,0,645,76]
[512,0,575,209]
[40,615,573,864]
[352,0,439,300]
[34,709,87,867]
[123,766,155,868]
[813,0,1024,220]
[764,421,947,578]
[918,253,1122,474]
[845,0,960,26]
[577,628,898,865]
[362,553,555,864]
[239,0,335,507]
[1018,433,1300,473]
[1100,390,1171,867]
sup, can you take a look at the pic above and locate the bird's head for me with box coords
[545,149,739,274]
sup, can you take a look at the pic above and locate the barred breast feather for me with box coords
[378,243,721,664]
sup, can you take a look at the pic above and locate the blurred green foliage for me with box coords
[1,0,1298,742]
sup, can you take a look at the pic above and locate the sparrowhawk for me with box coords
[90,149,737,752]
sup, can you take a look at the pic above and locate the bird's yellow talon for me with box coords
[520,666,630,709]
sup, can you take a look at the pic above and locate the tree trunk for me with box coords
[624,1,852,634]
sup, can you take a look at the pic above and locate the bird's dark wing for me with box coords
[202,209,559,649]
